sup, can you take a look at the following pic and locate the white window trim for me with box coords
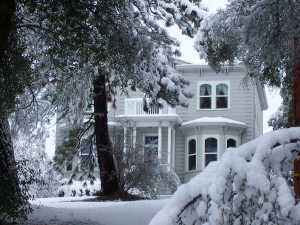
[197,81,230,110]
[202,134,219,170]
[186,135,197,172]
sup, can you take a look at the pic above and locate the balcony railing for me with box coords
[124,98,176,115]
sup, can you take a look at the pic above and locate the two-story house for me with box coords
[56,63,268,183]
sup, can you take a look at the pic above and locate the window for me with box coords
[66,156,73,171]
[199,84,212,109]
[81,139,92,169]
[216,84,228,108]
[205,137,218,167]
[198,81,230,110]
[188,139,196,171]
[227,138,237,148]
[144,135,158,157]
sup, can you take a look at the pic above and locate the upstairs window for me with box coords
[200,84,212,109]
[216,84,228,108]
[198,81,230,110]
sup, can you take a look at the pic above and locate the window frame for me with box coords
[202,135,219,169]
[197,81,230,110]
[186,135,197,172]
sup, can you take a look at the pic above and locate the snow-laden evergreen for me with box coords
[196,0,298,88]
[150,128,300,224]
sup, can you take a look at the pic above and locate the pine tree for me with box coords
[45,0,206,195]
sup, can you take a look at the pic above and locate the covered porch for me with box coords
[118,98,181,168]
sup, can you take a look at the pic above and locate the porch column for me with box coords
[132,122,136,149]
[168,123,172,168]
[172,126,176,168]
[158,122,162,160]
[124,124,127,153]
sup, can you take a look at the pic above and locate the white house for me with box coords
[56,63,268,183]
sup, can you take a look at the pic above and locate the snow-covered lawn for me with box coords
[13,196,170,225]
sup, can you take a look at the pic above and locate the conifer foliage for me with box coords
[44,0,207,195]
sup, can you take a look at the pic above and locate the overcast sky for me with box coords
[45,0,282,159]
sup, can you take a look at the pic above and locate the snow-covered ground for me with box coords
[13,196,170,225]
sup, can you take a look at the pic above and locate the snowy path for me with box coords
[13,196,170,225]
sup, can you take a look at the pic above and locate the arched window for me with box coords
[188,139,196,171]
[199,84,212,109]
[227,138,237,148]
[216,83,228,108]
[205,138,217,167]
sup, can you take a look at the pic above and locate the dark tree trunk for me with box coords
[0,117,21,220]
[94,74,120,195]
[0,0,15,65]
[293,36,300,202]
[0,117,16,180]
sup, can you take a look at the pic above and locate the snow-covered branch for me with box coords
[150,128,300,224]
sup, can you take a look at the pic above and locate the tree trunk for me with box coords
[0,117,16,181]
[0,0,15,65]
[94,74,120,195]
[293,36,300,202]
[0,117,21,221]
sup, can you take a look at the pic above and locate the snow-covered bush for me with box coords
[110,120,181,198]
[150,128,300,225]
[58,178,101,197]
[14,136,61,198]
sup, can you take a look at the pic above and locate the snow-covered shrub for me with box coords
[58,178,101,197]
[150,128,300,225]
[110,120,180,198]
[14,137,61,198]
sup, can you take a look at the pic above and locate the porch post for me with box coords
[168,123,172,168]
[124,123,127,152]
[132,122,136,149]
[172,126,176,168]
[158,122,162,160]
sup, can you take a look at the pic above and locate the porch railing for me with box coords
[124,98,176,115]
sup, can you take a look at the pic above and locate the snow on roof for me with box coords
[181,117,247,128]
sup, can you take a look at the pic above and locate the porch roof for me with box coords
[116,114,182,125]
[181,117,247,130]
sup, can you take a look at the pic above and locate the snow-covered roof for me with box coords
[176,63,244,71]
[181,117,247,129]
